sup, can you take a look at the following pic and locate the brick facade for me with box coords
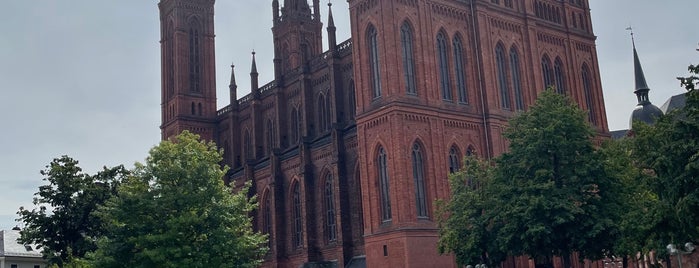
[158,0,608,267]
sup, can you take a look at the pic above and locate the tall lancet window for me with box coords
[453,35,468,103]
[292,182,303,248]
[324,174,337,242]
[367,25,382,99]
[541,55,554,89]
[495,43,511,109]
[263,192,272,248]
[290,107,301,144]
[554,58,566,94]
[166,20,174,98]
[448,146,460,174]
[510,47,524,110]
[412,142,428,218]
[377,147,391,222]
[401,22,417,95]
[437,31,452,100]
[188,18,202,93]
[348,80,356,120]
[582,64,596,124]
[244,129,253,159]
[266,119,275,156]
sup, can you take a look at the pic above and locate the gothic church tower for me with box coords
[272,0,324,76]
[348,0,606,267]
[159,0,217,141]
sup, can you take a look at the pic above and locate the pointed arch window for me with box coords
[466,146,475,156]
[542,55,554,89]
[510,47,524,110]
[495,44,511,109]
[412,143,428,218]
[266,119,275,156]
[449,146,461,174]
[188,18,202,93]
[318,93,331,132]
[244,130,253,159]
[282,44,291,73]
[290,107,301,144]
[166,20,175,98]
[453,36,468,103]
[554,58,566,94]
[582,64,596,124]
[292,182,303,248]
[324,174,337,242]
[367,25,382,99]
[378,147,391,222]
[263,192,272,248]
[348,80,356,120]
[437,32,452,101]
[401,22,417,95]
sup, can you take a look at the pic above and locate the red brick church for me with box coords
[157,0,608,267]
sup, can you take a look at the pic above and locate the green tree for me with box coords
[631,63,699,250]
[491,90,622,268]
[91,131,267,267]
[438,156,504,267]
[16,156,127,266]
[599,139,657,267]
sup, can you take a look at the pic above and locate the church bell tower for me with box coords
[159,0,217,141]
[272,0,323,77]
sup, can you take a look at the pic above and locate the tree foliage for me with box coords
[439,90,624,267]
[90,131,267,267]
[631,63,699,249]
[438,156,502,267]
[598,139,657,262]
[16,156,127,266]
[492,90,621,265]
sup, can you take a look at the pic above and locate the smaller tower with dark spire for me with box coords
[629,34,663,127]
[326,2,337,50]
[251,51,260,98]
[229,63,238,109]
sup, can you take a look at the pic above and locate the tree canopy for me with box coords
[631,63,699,249]
[438,155,501,267]
[90,131,267,267]
[439,90,624,267]
[16,156,127,266]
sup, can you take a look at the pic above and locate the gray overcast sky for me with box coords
[1,1,697,230]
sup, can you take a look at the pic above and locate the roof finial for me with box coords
[251,50,258,74]
[626,26,635,48]
[327,1,335,27]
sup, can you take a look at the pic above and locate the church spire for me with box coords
[327,2,337,50]
[631,34,651,105]
[628,29,663,127]
[229,63,238,108]
[251,51,259,96]
[273,0,280,25]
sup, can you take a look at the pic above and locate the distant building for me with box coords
[157,0,607,267]
[0,229,46,268]
[609,39,688,139]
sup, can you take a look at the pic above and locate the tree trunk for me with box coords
[535,256,554,268]
[563,254,572,268]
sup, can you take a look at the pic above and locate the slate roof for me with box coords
[660,93,687,114]
[0,230,43,258]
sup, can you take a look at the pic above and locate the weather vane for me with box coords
[625,26,635,46]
